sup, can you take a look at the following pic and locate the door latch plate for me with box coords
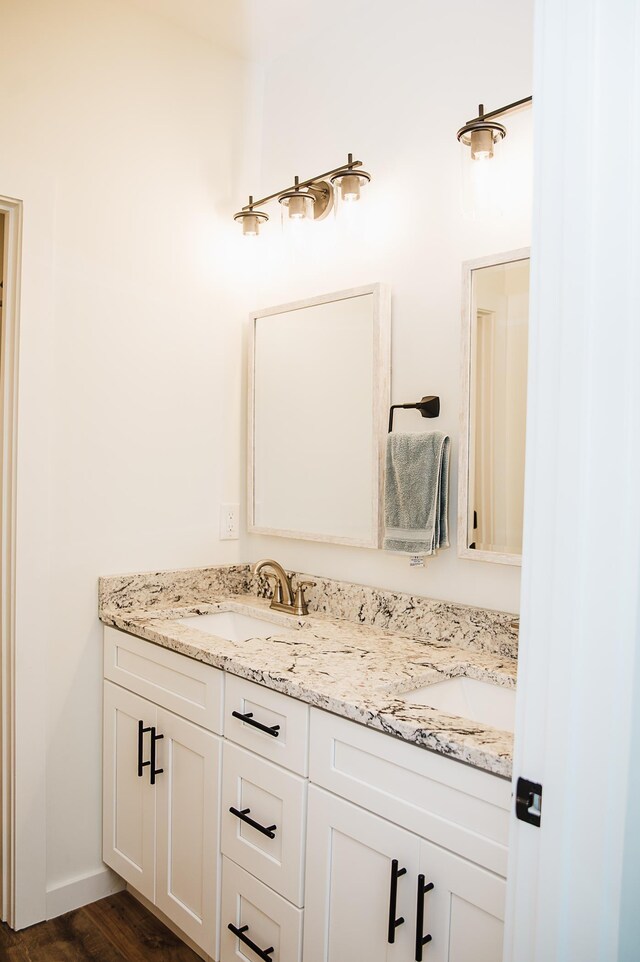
[515,777,542,826]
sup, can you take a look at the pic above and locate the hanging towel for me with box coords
[384,431,451,555]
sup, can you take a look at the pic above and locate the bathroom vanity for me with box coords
[99,564,516,962]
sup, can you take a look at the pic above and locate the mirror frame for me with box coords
[458,247,530,566]
[247,283,391,547]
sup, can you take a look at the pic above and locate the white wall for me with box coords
[0,0,259,915]
[244,0,533,613]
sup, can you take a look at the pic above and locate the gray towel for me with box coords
[384,432,451,555]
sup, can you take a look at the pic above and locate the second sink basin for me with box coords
[173,611,290,642]
[402,676,516,732]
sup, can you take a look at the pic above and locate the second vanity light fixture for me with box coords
[457,96,532,160]
[233,153,371,237]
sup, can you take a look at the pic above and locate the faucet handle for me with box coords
[292,580,316,616]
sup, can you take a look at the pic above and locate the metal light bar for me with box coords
[241,154,363,212]
[465,95,532,126]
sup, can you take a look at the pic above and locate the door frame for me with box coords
[0,195,22,927]
[504,0,640,957]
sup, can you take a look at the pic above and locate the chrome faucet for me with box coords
[253,559,315,616]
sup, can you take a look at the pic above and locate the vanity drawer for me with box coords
[221,742,307,906]
[224,674,309,776]
[104,626,223,733]
[309,708,511,877]
[220,857,303,962]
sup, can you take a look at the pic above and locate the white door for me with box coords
[303,786,420,962]
[503,1,640,960]
[155,706,221,958]
[418,838,505,962]
[103,681,156,902]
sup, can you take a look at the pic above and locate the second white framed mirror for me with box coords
[458,248,530,565]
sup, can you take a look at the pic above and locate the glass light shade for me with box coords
[470,127,495,161]
[330,169,371,221]
[279,191,315,220]
[459,137,504,218]
[279,191,315,240]
[243,213,261,236]
[234,208,268,236]
[339,173,362,202]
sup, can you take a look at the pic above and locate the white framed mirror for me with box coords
[458,248,530,565]
[248,284,390,547]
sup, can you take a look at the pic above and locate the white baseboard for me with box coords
[46,866,125,920]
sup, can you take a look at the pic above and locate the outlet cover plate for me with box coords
[220,503,239,540]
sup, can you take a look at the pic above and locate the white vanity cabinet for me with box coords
[103,628,223,958]
[102,625,511,962]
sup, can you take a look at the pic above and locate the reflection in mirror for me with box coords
[459,250,530,564]
[248,285,390,547]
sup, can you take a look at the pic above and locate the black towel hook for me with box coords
[388,396,440,432]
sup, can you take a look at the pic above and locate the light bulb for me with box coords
[279,191,315,221]
[330,165,371,219]
[470,127,495,161]
[340,173,361,202]
[234,200,268,237]
[243,214,260,236]
[288,194,307,218]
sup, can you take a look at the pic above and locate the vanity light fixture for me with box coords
[234,153,371,236]
[233,196,269,236]
[457,96,532,160]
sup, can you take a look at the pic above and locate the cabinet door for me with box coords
[155,706,221,958]
[304,786,420,962]
[416,838,505,962]
[103,681,156,901]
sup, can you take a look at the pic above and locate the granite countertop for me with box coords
[99,567,516,779]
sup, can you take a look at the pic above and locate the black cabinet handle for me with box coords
[228,923,274,961]
[232,710,280,738]
[387,858,407,943]
[150,727,164,785]
[415,874,434,961]
[229,806,277,839]
[137,720,152,778]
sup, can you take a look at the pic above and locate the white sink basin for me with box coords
[172,611,288,642]
[402,677,516,732]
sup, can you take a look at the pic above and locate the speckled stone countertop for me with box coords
[99,564,517,779]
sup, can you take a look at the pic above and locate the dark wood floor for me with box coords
[0,891,201,962]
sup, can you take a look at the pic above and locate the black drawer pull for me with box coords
[229,806,277,839]
[232,710,280,737]
[387,858,407,943]
[137,720,152,778]
[150,727,164,785]
[415,874,434,961]
[228,923,274,962]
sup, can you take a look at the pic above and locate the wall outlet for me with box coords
[219,503,240,540]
